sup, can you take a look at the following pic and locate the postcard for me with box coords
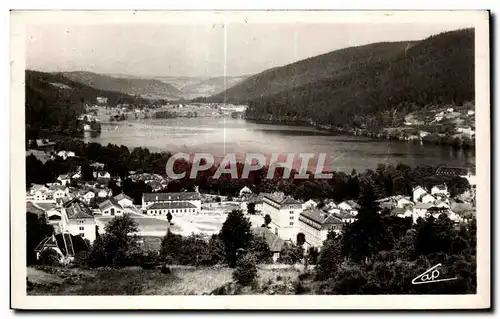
[10,10,490,310]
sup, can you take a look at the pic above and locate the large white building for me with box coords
[142,192,201,210]
[60,199,97,244]
[146,202,198,217]
[262,192,303,241]
[298,208,343,249]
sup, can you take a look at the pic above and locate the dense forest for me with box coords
[25,70,152,139]
[199,29,474,129]
[59,71,183,99]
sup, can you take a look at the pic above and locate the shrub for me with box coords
[232,254,258,286]
[73,251,91,269]
[38,248,60,266]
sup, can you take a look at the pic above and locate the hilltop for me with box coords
[59,71,183,100]
[201,29,474,129]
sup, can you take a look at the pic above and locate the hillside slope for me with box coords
[25,70,149,139]
[205,29,474,128]
[59,71,183,99]
[202,41,414,103]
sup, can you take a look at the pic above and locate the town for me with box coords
[27,146,477,266]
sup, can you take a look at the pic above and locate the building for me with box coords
[57,174,71,186]
[96,188,112,199]
[239,186,253,198]
[96,96,108,104]
[435,166,470,177]
[302,199,318,209]
[141,192,201,210]
[98,198,125,217]
[298,208,343,248]
[57,150,76,160]
[60,199,97,243]
[114,193,134,208]
[332,211,357,224]
[412,186,436,204]
[337,200,360,216]
[262,192,303,241]
[49,185,69,200]
[146,202,198,217]
[253,227,285,263]
[431,184,449,197]
[30,184,49,201]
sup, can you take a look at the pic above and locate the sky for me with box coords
[26,23,471,78]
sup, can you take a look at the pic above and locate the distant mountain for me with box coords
[59,71,183,100]
[25,70,149,139]
[202,29,474,128]
[181,75,250,98]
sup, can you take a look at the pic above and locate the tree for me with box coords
[278,242,304,264]
[89,215,139,268]
[264,214,272,227]
[38,248,60,266]
[316,238,343,280]
[296,232,306,246]
[167,212,173,224]
[249,236,272,263]
[160,229,183,264]
[26,212,54,266]
[220,210,253,267]
[341,182,390,262]
[232,253,258,286]
[247,202,256,215]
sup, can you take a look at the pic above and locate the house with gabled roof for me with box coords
[253,226,285,262]
[114,193,134,208]
[98,198,125,217]
[146,201,198,217]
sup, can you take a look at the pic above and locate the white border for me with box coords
[10,10,490,310]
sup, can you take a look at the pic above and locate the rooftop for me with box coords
[300,208,342,228]
[147,202,197,210]
[64,199,94,219]
[98,198,123,211]
[143,192,201,202]
[253,227,285,252]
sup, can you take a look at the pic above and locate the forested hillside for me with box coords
[203,29,474,128]
[59,71,183,99]
[25,70,149,139]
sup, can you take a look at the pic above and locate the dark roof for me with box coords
[253,227,284,252]
[143,192,200,202]
[98,198,123,211]
[26,202,45,217]
[114,193,133,202]
[435,166,469,176]
[300,208,343,228]
[147,202,197,210]
[64,199,94,219]
[34,202,57,211]
[263,192,302,206]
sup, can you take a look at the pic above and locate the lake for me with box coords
[83,118,475,173]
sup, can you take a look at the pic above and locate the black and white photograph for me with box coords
[10,10,490,310]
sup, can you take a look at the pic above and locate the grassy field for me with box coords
[27,265,301,295]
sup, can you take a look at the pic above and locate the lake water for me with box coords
[83,118,475,173]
